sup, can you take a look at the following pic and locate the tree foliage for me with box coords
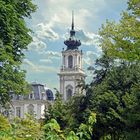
[0,0,36,106]
[45,92,68,130]
[0,113,96,140]
[88,58,140,139]
[99,0,140,61]
[88,1,140,138]
[0,114,43,140]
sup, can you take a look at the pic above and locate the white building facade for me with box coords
[11,100,47,119]
[58,13,86,100]
[3,83,54,119]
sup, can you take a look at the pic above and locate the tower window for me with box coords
[68,55,73,68]
[67,89,72,100]
[66,85,73,100]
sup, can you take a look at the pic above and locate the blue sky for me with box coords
[22,0,127,90]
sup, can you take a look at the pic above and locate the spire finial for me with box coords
[72,11,74,30]
[70,11,75,37]
[64,11,81,49]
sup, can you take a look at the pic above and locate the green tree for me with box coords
[0,113,96,140]
[0,114,12,140]
[87,0,140,139]
[64,94,90,132]
[44,119,66,140]
[0,0,36,106]
[45,89,91,134]
[45,91,68,129]
[86,56,140,139]
[44,113,96,140]
[99,0,140,61]
[45,90,95,139]
[0,114,43,140]
[12,114,43,140]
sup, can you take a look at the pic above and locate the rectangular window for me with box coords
[16,107,21,117]
[30,93,33,99]
[29,93,34,99]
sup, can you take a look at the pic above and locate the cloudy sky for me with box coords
[23,0,127,90]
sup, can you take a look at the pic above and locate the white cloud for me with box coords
[83,51,94,66]
[45,51,61,57]
[23,59,58,73]
[24,59,40,72]
[35,23,59,41]
[39,51,61,60]
[31,0,127,36]
[83,51,101,66]
[76,30,101,46]
[39,59,53,64]
[28,36,47,52]
[33,0,110,31]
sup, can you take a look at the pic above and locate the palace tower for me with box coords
[58,12,86,100]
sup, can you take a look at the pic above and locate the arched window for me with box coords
[27,104,34,115]
[67,89,72,100]
[68,55,73,68]
[66,85,73,100]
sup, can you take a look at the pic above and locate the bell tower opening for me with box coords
[68,55,73,68]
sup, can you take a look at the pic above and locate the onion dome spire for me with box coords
[72,10,74,30]
[70,11,75,37]
[64,11,81,50]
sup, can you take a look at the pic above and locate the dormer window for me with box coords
[29,92,34,99]
[30,94,33,99]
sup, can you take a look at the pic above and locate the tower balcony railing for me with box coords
[60,65,84,73]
